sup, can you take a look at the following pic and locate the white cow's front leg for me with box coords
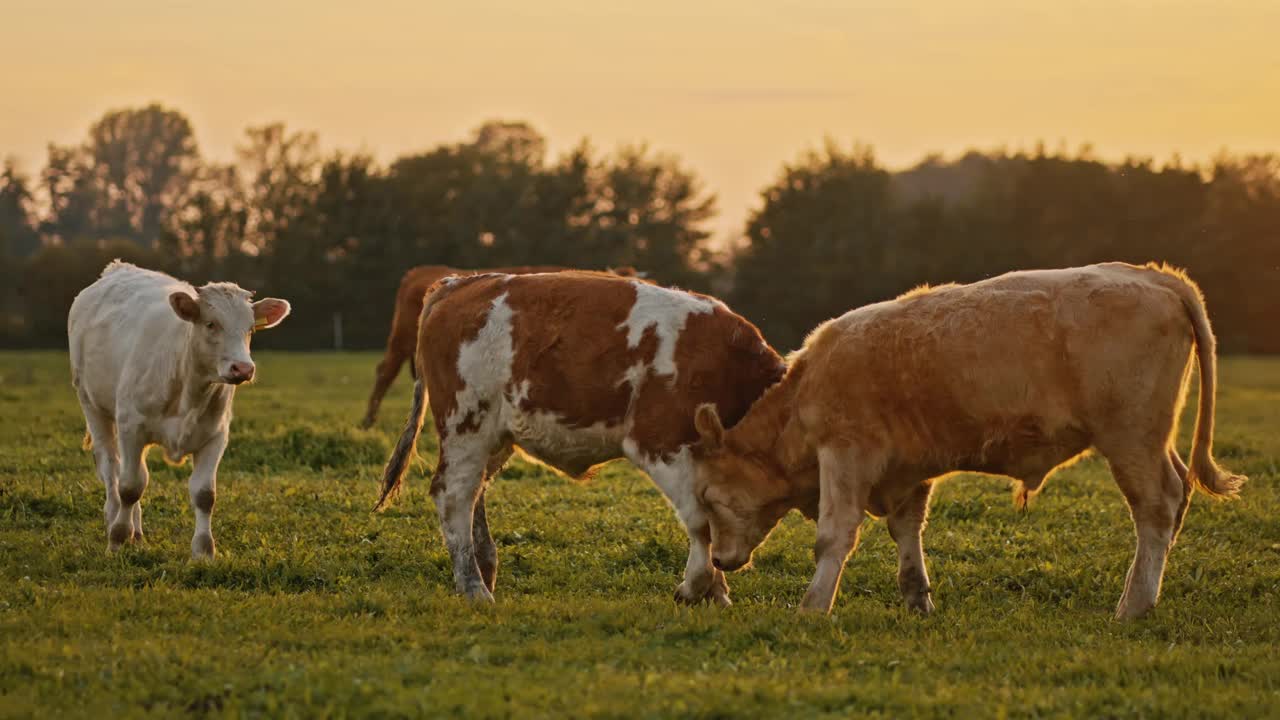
[638,447,730,607]
[189,431,228,560]
[108,425,149,551]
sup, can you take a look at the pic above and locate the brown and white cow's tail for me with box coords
[1158,264,1246,498]
[374,377,428,511]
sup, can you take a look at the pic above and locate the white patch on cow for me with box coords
[618,282,719,378]
[617,360,650,394]
[623,438,701,528]
[447,292,515,436]
[508,409,624,477]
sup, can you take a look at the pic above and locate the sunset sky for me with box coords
[4,0,1279,239]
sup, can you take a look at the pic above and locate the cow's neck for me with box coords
[172,341,233,421]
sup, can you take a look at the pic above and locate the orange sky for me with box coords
[4,0,1279,240]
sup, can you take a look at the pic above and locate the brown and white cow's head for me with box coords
[692,403,797,573]
[169,283,291,385]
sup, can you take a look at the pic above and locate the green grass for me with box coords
[1,351,1278,718]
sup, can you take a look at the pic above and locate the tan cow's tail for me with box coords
[1159,264,1246,498]
[375,378,428,511]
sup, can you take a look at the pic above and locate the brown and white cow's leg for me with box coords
[473,445,513,594]
[108,425,150,551]
[886,482,935,614]
[1105,446,1183,620]
[431,431,496,602]
[801,445,876,614]
[188,431,228,560]
[633,446,730,606]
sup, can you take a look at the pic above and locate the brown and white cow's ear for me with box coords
[170,292,201,323]
[694,403,725,449]
[252,298,291,331]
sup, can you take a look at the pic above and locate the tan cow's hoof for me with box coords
[464,585,495,604]
[107,521,133,551]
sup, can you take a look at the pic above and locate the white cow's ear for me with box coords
[252,298,291,331]
[170,292,201,323]
[694,403,725,449]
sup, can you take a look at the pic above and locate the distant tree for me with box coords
[0,161,39,257]
[731,141,896,349]
[587,144,717,287]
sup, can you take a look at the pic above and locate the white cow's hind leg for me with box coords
[80,403,120,532]
[432,430,495,602]
[636,447,729,607]
[189,432,228,560]
[108,425,149,552]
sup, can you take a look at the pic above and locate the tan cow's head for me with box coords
[692,403,796,573]
[170,284,291,385]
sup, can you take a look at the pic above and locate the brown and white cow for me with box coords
[68,261,291,557]
[359,264,635,428]
[375,271,785,604]
[691,263,1245,619]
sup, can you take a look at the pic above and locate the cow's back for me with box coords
[69,262,190,409]
[794,264,1190,461]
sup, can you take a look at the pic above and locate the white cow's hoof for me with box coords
[191,533,216,561]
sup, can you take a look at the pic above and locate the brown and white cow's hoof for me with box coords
[460,582,495,604]
[191,533,216,561]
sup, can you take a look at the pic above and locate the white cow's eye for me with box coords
[205,321,217,330]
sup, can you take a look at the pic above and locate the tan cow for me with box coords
[691,263,1245,619]
[359,264,635,428]
[376,271,785,605]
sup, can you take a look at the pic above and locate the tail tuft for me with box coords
[374,379,428,512]
[82,431,93,451]
[1190,456,1246,499]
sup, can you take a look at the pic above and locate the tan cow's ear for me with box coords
[252,298,291,331]
[170,292,200,323]
[694,403,725,449]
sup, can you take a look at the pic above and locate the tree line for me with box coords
[2,104,1276,353]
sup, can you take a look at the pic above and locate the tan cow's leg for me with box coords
[360,352,406,429]
[887,482,935,614]
[108,426,149,551]
[1108,449,1183,620]
[189,432,228,560]
[800,446,876,614]
[473,445,512,594]
[431,432,494,602]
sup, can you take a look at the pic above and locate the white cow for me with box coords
[68,261,290,558]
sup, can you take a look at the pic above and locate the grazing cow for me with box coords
[691,263,1245,619]
[68,261,291,558]
[359,264,635,428]
[375,271,784,604]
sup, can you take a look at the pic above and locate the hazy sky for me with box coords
[4,0,1279,239]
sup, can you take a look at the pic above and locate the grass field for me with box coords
[1,351,1277,718]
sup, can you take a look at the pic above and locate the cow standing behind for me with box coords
[375,271,785,604]
[359,264,635,429]
[691,263,1245,619]
[68,262,291,557]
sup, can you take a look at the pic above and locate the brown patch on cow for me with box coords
[503,277,651,429]
[194,487,215,513]
[455,400,490,435]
